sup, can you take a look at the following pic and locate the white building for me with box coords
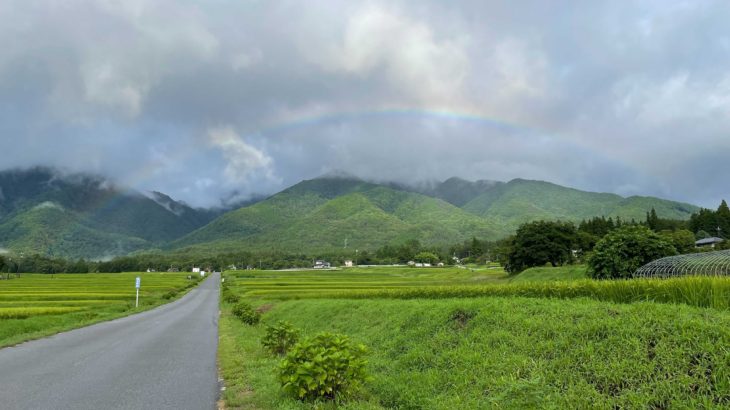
[344,260,354,267]
[313,260,331,269]
[192,267,201,273]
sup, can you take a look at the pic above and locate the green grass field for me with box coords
[219,266,730,409]
[0,272,200,347]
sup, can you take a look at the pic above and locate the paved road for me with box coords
[0,272,220,410]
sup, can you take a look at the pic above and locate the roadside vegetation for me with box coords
[0,272,200,347]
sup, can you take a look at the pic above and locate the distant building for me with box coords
[313,260,331,269]
[344,260,354,267]
[407,261,416,266]
[192,267,201,273]
[696,237,725,248]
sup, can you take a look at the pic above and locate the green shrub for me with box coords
[279,332,368,401]
[262,321,300,355]
[232,302,260,325]
[222,289,239,304]
[588,225,677,279]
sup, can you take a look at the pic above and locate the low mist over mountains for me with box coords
[0,167,699,258]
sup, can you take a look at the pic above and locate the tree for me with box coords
[646,208,660,231]
[696,230,711,240]
[660,229,696,254]
[507,221,576,274]
[588,225,677,279]
[414,251,439,264]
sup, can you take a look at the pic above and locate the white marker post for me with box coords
[135,277,141,308]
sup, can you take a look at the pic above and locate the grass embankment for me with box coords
[0,272,200,347]
[509,265,588,282]
[219,266,730,408]
[220,297,730,409]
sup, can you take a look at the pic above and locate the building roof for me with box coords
[696,237,725,245]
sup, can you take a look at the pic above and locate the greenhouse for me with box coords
[634,249,730,278]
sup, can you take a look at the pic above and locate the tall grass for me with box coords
[286,276,730,310]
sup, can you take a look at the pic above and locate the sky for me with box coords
[0,0,728,208]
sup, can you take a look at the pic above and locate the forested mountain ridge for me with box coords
[169,174,699,253]
[0,167,222,258]
[0,168,700,258]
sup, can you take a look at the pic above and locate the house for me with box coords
[313,260,331,269]
[407,261,416,266]
[696,237,725,248]
[192,267,201,273]
[344,260,354,267]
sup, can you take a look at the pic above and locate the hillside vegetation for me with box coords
[172,176,698,253]
[0,168,699,257]
[171,180,503,252]
[0,167,221,258]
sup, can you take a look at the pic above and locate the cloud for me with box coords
[33,201,63,211]
[207,127,275,185]
[0,0,728,208]
[321,4,471,108]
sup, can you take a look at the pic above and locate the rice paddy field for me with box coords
[218,266,730,409]
[0,272,200,347]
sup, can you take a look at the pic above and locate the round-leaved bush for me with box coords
[232,302,260,325]
[262,321,300,355]
[279,332,368,401]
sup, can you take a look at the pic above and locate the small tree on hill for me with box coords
[414,251,439,264]
[507,220,576,274]
[588,225,677,279]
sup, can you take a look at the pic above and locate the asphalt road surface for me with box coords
[0,272,220,410]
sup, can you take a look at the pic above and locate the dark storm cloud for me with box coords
[0,0,728,207]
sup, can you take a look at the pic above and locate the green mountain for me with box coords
[0,167,221,258]
[171,175,699,254]
[0,168,701,257]
[170,177,503,252]
[461,179,698,231]
[397,177,503,207]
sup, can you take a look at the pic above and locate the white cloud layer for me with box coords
[0,0,728,207]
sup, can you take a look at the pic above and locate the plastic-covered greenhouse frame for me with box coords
[634,249,730,278]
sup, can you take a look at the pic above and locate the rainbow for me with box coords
[239,107,548,140]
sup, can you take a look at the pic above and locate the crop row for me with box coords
[0,307,85,319]
[257,276,730,310]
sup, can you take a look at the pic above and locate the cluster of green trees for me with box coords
[689,200,730,239]
[502,201,730,278]
[0,253,91,276]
